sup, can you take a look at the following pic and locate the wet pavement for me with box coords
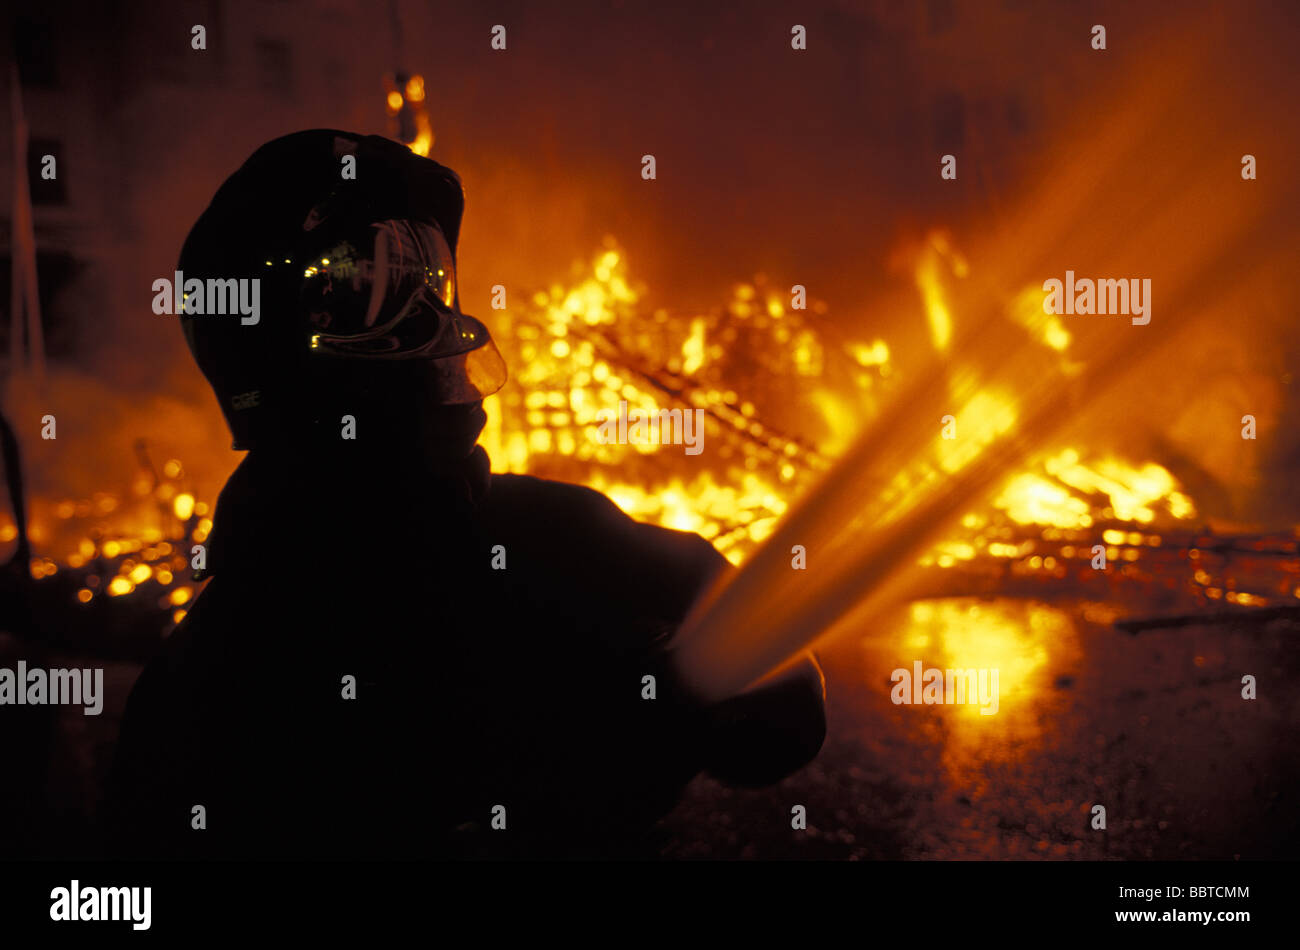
[663,598,1300,860]
[7,597,1297,860]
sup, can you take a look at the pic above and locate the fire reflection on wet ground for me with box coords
[665,598,1300,859]
[8,149,1299,854]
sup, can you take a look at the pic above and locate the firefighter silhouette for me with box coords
[105,130,825,858]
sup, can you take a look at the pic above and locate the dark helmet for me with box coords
[178,129,506,450]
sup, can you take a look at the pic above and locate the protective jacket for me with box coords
[106,450,825,859]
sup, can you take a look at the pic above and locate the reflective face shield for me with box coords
[297,204,506,405]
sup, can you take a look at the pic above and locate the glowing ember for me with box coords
[477,241,845,564]
[993,450,1196,531]
[3,234,1254,635]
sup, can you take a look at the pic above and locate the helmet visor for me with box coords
[299,218,506,402]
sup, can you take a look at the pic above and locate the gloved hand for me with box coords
[634,642,827,793]
[699,652,827,787]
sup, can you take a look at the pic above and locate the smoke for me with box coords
[6,0,1298,557]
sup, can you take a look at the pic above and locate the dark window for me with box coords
[15,16,58,87]
[926,0,956,36]
[1005,95,1029,136]
[254,39,293,93]
[0,251,83,360]
[27,139,67,205]
[933,92,965,153]
[323,57,346,101]
[152,12,191,82]
[202,0,227,79]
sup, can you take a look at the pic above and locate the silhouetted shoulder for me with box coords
[482,472,633,522]
[479,473,729,621]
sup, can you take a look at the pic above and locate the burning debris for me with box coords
[6,238,1297,652]
[476,241,848,564]
[4,447,204,649]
